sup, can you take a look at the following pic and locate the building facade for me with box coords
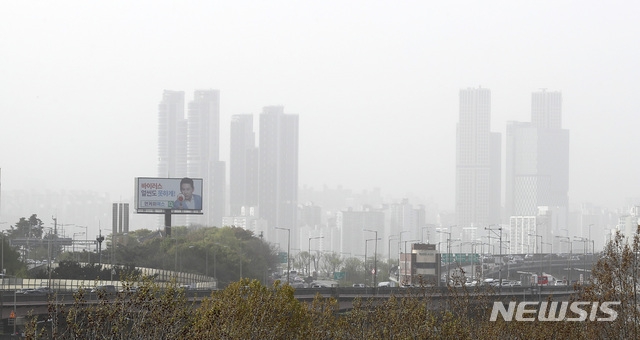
[157,89,225,228]
[456,87,501,240]
[229,114,257,216]
[505,90,569,249]
[258,106,299,248]
[187,90,225,227]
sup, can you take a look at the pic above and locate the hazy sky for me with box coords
[1,1,639,232]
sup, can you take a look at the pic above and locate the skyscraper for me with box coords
[532,90,562,129]
[157,89,225,228]
[505,90,569,247]
[158,90,187,178]
[259,106,299,247]
[229,114,258,216]
[456,87,501,237]
[187,90,225,227]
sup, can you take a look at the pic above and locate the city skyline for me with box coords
[1,1,639,247]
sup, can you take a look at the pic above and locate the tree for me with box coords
[580,228,640,339]
[294,251,310,275]
[342,257,364,285]
[320,252,343,278]
[7,214,43,238]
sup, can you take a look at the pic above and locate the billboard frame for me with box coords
[134,177,204,215]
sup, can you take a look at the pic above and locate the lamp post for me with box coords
[364,229,378,288]
[574,236,588,284]
[463,241,481,281]
[402,239,419,285]
[388,234,399,268]
[76,225,89,262]
[556,236,571,285]
[276,227,291,284]
[308,236,324,277]
[588,224,593,254]
[486,225,503,291]
[0,231,4,278]
[528,234,542,255]
[421,226,431,244]
[541,241,552,275]
[365,238,378,286]
[73,232,85,262]
[174,238,180,273]
[436,230,452,286]
[397,231,410,282]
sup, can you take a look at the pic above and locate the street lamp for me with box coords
[388,234,399,267]
[574,236,588,283]
[397,231,410,281]
[528,234,542,254]
[541,241,552,275]
[73,232,85,262]
[276,227,291,284]
[402,239,419,286]
[556,236,572,285]
[436,229,452,286]
[308,236,324,277]
[421,226,431,244]
[364,229,378,288]
[76,225,89,262]
[486,225,503,290]
[588,224,593,254]
[365,238,380,287]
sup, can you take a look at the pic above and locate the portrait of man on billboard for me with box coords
[172,177,202,210]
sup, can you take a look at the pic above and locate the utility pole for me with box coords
[364,229,378,288]
[486,225,503,293]
[276,227,291,284]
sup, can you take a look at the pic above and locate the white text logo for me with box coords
[489,301,620,322]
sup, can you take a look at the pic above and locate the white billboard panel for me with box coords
[135,177,204,214]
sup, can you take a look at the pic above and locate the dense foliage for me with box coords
[12,219,640,339]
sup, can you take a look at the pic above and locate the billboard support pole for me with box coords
[164,210,172,237]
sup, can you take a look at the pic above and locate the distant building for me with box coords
[508,216,536,254]
[157,89,225,228]
[455,87,502,239]
[616,206,640,244]
[336,208,384,258]
[259,106,299,248]
[505,90,569,249]
[400,243,441,286]
[187,90,225,227]
[229,114,258,216]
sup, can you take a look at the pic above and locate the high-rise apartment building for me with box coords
[157,89,225,228]
[229,114,258,216]
[532,90,562,129]
[187,90,224,227]
[456,87,502,238]
[505,90,569,248]
[259,106,299,247]
[158,90,187,178]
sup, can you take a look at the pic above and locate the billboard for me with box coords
[135,177,204,214]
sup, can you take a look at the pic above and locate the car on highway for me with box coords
[23,287,54,295]
[92,285,117,294]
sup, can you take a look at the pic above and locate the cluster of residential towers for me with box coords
[156,87,576,264]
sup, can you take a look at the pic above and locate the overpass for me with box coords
[0,284,579,321]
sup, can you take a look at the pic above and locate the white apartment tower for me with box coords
[456,87,502,240]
